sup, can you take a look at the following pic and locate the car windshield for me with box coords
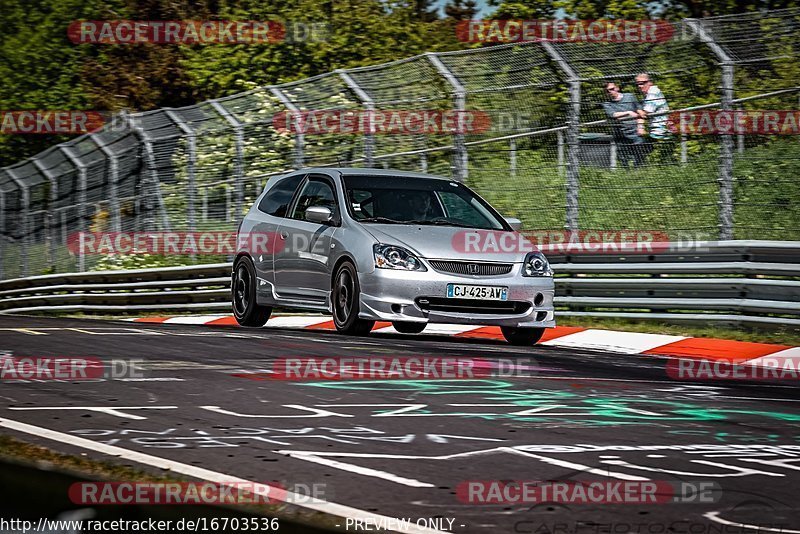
[343,175,507,230]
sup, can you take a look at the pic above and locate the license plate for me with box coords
[446,284,508,300]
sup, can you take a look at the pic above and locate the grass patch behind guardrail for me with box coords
[467,138,800,241]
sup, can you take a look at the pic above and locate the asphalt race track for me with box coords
[1,315,800,534]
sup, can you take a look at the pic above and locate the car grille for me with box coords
[428,260,514,276]
[416,297,531,315]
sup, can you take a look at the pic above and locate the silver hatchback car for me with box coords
[232,168,555,345]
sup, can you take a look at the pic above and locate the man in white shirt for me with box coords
[635,73,675,162]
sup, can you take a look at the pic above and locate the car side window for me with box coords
[257,174,304,217]
[290,178,337,221]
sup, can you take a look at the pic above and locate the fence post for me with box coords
[210,100,245,222]
[164,110,196,235]
[509,138,517,178]
[225,186,232,223]
[90,133,121,233]
[688,19,734,240]
[427,52,468,182]
[610,140,617,169]
[0,177,7,280]
[338,70,375,167]
[681,131,688,163]
[719,63,735,239]
[541,42,581,234]
[736,105,745,153]
[126,114,169,231]
[31,158,58,272]
[59,144,88,271]
[269,87,305,168]
[6,168,29,276]
[201,187,208,222]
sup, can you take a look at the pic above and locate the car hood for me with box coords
[359,224,533,262]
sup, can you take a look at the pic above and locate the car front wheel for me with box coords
[332,261,375,336]
[501,326,545,346]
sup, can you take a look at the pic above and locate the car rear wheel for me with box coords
[392,321,426,334]
[501,326,545,346]
[232,256,272,327]
[332,261,375,336]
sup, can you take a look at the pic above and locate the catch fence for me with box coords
[1,9,799,278]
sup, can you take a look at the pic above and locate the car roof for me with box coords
[299,167,453,181]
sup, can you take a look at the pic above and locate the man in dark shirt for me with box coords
[601,81,646,168]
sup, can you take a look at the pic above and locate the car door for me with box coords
[248,173,306,299]
[273,174,340,303]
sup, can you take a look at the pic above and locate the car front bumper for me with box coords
[358,263,555,328]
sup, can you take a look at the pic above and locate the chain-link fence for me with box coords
[2,9,800,279]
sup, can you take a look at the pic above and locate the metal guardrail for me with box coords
[1,241,798,327]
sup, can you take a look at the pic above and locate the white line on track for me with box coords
[279,447,650,482]
[0,416,449,534]
[704,511,800,533]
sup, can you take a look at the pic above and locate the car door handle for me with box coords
[279,231,288,240]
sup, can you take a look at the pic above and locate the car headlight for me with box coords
[523,251,553,277]
[374,244,426,271]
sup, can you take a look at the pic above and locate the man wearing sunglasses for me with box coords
[635,73,675,162]
[601,81,647,168]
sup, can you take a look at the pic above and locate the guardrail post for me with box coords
[164,110,196,235]
[269,87,305,168]
[6,169,29,276]
[59,144,88,271]
[688,18,735,240]
[210,100,245,221]
[31,158,58,272]
[337,70,375,167]
[427,53,468,182]
[126,114,170,232]
[90,132,121,233]
[541,42,581,234]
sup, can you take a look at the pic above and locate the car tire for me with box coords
[232,256,272,327]
[332,261,375,336]
[501,326,545,346]
[392,321,426,334]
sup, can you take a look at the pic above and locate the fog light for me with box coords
[534,293,544,306]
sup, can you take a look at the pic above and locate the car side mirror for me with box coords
[505,217,523,231]
[306,206,334,224]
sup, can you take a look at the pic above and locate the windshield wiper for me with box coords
[359,216,404,224]
[405,219,482,229]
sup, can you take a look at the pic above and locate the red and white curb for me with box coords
[128,315,799,375]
